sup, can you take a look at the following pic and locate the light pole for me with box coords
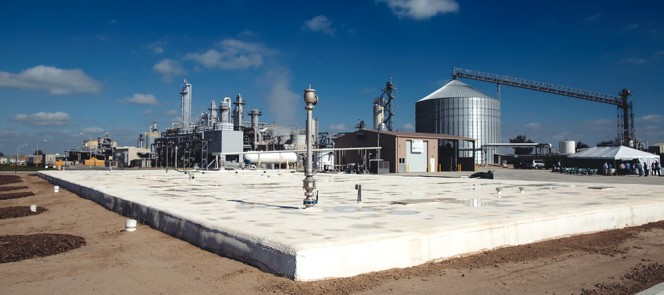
[15,143,27,173]
[303,86,318,208]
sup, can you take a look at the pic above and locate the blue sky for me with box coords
[1,0,663,155]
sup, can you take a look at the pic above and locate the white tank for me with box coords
[245,152,297,164]
[221,97,231,123]
[559,141,576,155]
[209,100,218,124]
[291,133,306,150]
[317,152,335,171]
[373,103,384,130]
[180,80,192,127]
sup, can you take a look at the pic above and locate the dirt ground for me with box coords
[1,172,664,295]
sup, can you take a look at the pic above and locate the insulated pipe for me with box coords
[303,86,318,208]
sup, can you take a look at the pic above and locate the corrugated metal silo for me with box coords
[415,79,501,164]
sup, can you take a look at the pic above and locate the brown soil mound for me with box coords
[0,234,86,263]
[0,206,48,219]
[581,263,664,295]
[0,191,35,201]
[0,175,22,185]
[0,186,29,192]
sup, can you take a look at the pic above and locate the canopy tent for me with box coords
[568,146,660,170]
[570,146,659,161]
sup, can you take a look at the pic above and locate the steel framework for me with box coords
[374,81,397,131]
[451,67,634,146]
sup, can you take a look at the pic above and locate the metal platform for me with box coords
[39,170,664,281]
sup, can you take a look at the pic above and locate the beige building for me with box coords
[334,129,476,173]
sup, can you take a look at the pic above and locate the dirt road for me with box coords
[1,173,663,294]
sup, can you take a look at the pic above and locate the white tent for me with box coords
[569,146,660,167]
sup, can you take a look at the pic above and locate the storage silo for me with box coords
[415,79,500,164]
[559,141,576,155]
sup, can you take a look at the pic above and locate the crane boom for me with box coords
[451,67,635,147]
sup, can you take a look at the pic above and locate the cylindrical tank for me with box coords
[291,132,306,150]
[249,109,261,128]
[244,152,297,164]
[317,152,335,171]
[145,132,158,151]
[415,79,501,165]
[180,80,192,127]
[221,97,231,123]
[559,141,576,155]
[373,103,384,130]
[210,100,218,125]
[233,94,244,129]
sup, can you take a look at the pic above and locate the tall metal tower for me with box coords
[373,80,397,131]
[180,80,192,128]
[233,94,245,130]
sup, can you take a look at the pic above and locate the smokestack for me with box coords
[233,94,244,130]
[180,80,192,128]
[249,109,262,128]
[221,97,231,123]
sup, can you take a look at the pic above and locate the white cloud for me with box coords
[185,39,271,70]
[524,122,541,129]
[585,13,601,22]
[638,114,663,123]
[264,66,298,125]
[620,57,647,65]
[329,124,348,131]
[302,15,335,36]
[402,123,414,131]
[153,59,184,82]
[379,0,459,20]
[14,111,71,126]
[121,93,158,105]
[626,24,640,30]
[142,109,153,115]
[81,127,104,134]
[0,65,101,95]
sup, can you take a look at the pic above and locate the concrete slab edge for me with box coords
[38,172,298,279]
[295,204,664,280]
[636,282,664,295]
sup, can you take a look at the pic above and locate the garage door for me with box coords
[406,140,428,172]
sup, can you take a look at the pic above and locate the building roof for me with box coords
[418,79,494,102]
[569,146,660,161]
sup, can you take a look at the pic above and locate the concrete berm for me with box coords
[39,170,664,281]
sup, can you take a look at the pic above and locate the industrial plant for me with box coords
[27,68,664,284]
[55,67,662,175]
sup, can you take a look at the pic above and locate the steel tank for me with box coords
[415,79,501,164]
[559,141,576,155]
[244,152,297,164]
